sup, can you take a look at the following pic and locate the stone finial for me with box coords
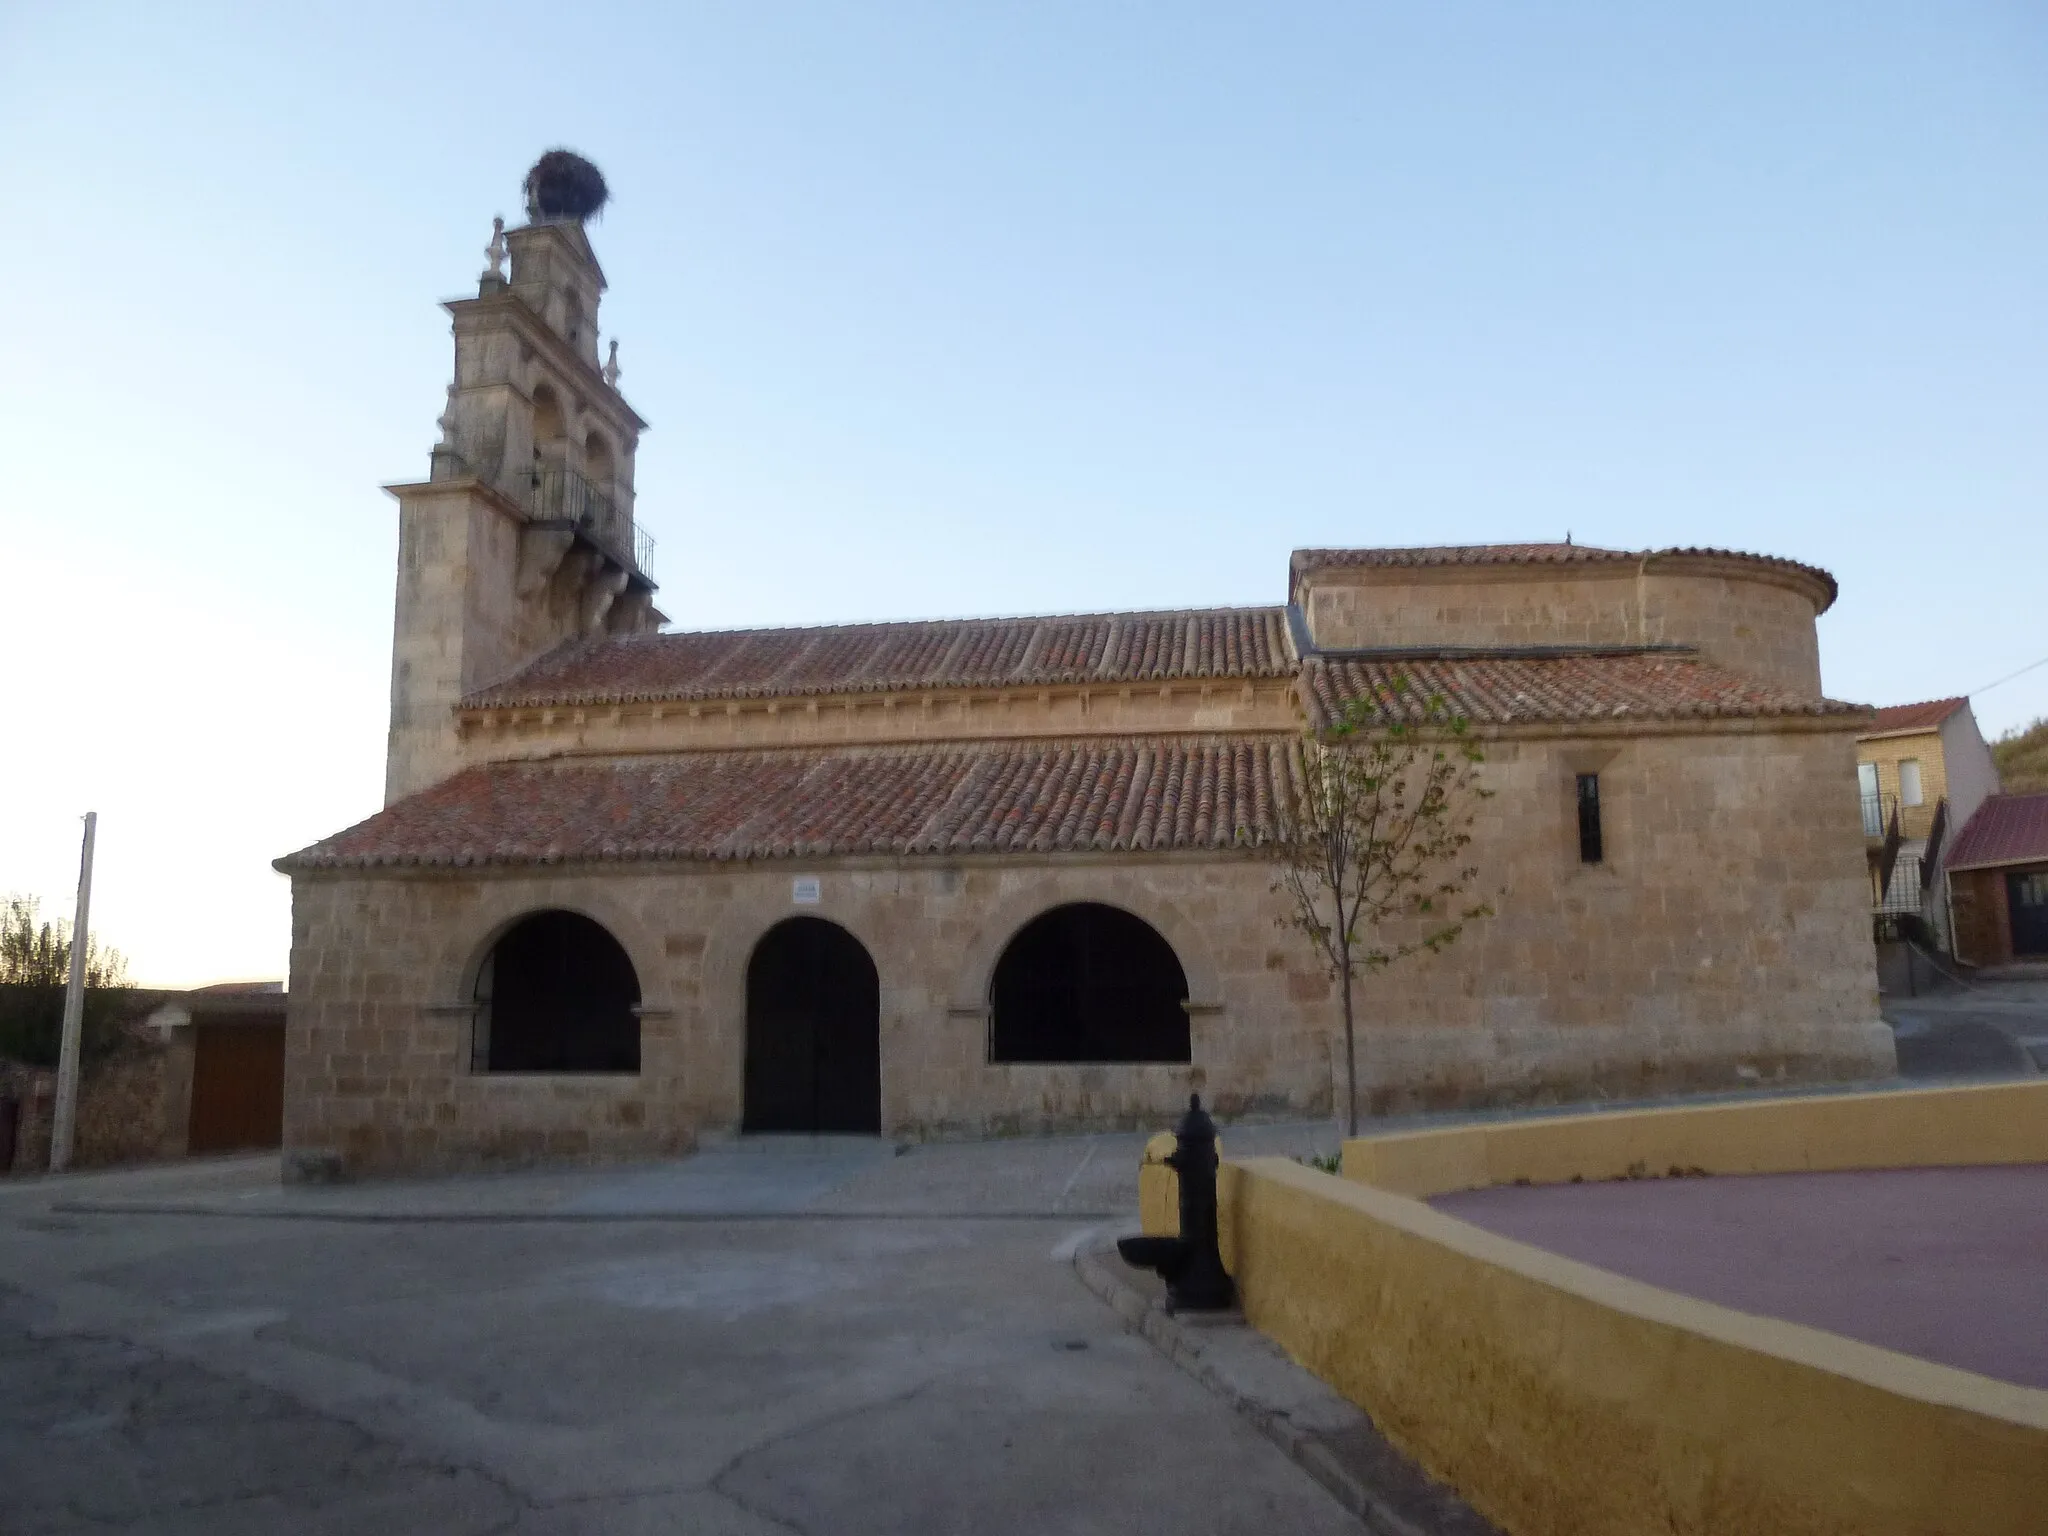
[483,216,507,280]
[603,339,621,389]
[436,383,458,443]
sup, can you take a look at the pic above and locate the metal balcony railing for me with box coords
[1874,852,1924,915]
[531,462,649,573]
[1860,792,1894,840]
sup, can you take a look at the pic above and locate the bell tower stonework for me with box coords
[383,151,662,804]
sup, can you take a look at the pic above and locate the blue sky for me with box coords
[3,2,2044,985]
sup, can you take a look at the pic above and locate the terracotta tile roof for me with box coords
[1287,543,1838,610]
[1293,541,1628,573]
[1862,697,1968,738]
[1300,652,1865,728]
[1945,793,2048,872]
[278,739,1298,870]
[466,608,1296,709]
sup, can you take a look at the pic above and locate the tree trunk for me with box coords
[1340,963,1358,1139]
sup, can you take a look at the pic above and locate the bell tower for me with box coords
[383,151,663,804]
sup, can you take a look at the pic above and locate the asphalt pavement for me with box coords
[0,1126,1366,1536]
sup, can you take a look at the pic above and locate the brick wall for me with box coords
[1856,730,1950,843]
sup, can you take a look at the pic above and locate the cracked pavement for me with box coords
[0,1134,1357,1535]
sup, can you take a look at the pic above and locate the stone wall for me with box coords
[286,722,1889,1178]
[386,482,658,804]
[3,1034,190,1174]
[1298,557,1826,698]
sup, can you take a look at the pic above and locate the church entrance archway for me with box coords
[743,918,881,1134]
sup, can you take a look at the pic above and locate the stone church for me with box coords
[277,163,1890,1178]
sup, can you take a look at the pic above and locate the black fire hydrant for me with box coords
[1117,1094,1238,1312]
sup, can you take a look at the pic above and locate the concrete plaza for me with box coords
[0,1126,1373,1535]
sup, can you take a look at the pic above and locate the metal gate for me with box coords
[187,1022,286,1153]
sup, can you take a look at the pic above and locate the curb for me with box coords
[1073,1231,1499,1536]
[49,1201,1123,1224]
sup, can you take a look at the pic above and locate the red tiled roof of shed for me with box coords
[278,738,1299,870]
[1861,697,1968,738]
[1300,652,1865,729]
[1945,793,2048,872]
[466,607,1296,709]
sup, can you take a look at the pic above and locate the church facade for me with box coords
[277,179,1890,1179]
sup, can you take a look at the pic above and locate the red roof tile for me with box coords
[1862,697,1968,738]
[278,739,1299,870]
[1288,543,1838,610]
[466,608,1296,709]
[1300,652,1865,729]
[1945,793,2048,872]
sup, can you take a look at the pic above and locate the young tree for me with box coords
[0,895,131,1067]
[1264,679,1494,1137]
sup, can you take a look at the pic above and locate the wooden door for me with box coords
[2008,870,2048,958]
[742,918,881,1134]
[187,1023,286,1153]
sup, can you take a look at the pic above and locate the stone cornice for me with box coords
[449,671,1869,763]
[283,844,1281,884]
[1294,547,1838,616]
[454,677,1299,756]
[382,474,528,521]
[1638,549,1838,616]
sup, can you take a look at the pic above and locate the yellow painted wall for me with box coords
[1211,1156,2048,1536]
[1341,1079,2048,1198]
[1134,1085,2048,1534]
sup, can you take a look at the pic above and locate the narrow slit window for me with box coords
[1576,773,1604,864]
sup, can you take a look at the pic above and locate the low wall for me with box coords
[2,1039,190,1174]
[1341,1079,2048,1197]
[1137,1083,2048,1535]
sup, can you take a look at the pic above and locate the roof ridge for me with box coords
[638,603,1289,644]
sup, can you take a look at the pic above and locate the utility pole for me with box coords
[49,812,97,1173]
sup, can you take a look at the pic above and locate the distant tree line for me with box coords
[0,895,133,1068]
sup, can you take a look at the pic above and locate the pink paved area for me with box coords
[1432,1165,2048,1389]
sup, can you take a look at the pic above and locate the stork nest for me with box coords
[525,150,609,220]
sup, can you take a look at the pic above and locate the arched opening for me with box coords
[990,903,1190,1063]
[473,910,640,1073]
[531,384,567,464]
[743,918,880,1133]
[585,431,615,493]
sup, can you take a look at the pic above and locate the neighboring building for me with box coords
[143,982,290,1155]
[274,161,1892,1179]
[1945,793,2048,967]
[2,981,284,1173]
[1854,697,2001,948]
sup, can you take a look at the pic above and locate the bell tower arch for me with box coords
[383,151,665,804]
